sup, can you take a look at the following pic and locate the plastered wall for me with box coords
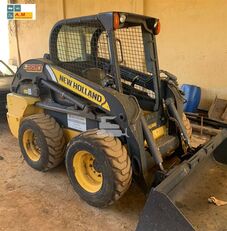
[144,0,227,109]
[9,0,227,109]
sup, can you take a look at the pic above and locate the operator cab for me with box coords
[49,12,161,111]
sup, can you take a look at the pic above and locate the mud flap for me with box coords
[137,129,227,231]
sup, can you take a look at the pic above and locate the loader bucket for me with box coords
[137,129,227,231]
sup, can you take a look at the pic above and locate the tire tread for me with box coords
[23,113,65,170]
[182,113,192,138]
[81,130,132,206]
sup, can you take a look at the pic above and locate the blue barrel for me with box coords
[180,84,201,112]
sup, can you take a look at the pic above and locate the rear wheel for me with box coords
[65,130,132,207]
[19,113,66,171]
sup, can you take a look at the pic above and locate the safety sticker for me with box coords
[23,88,32,95]
[67,114,86,131]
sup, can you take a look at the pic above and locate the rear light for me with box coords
[153,20,161,35]
[113,13,120,29]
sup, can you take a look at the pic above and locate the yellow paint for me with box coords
[63,128,81,143]
[73,150,103,193]
[7,93,43,138]
[22,129,41,161]
[148,122,157,130]
[144,125,166,147]
[14,12,33,19]
[51,66,110,111]
[152,125,166,140]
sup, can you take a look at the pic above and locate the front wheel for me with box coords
[65,130,132,208]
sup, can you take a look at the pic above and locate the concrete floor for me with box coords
[0,116,227,231]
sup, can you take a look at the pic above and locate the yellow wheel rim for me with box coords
[73,150,103,193]
[23,129,41,162]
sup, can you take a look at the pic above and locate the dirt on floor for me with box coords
[0,115,227,231]
[176,156,227,231]
[0,116,145,231]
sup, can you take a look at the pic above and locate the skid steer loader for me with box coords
[7,12,227,230]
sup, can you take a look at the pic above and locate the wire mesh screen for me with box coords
[115,26,149,75]
[50,21,152,89]
[50,21,110,76]
[57,26,92,62]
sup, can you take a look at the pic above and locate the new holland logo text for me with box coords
[50,66,110,111]
[59,75,102,103]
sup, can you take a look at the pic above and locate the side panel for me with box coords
[50,67,110,111]
[7,93,43,138]
[7,93,82,142]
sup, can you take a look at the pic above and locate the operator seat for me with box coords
[82,68,107,86]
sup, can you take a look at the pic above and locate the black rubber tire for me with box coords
[19,113,66,171]
[65,129,132,208]
[182,112,192,138]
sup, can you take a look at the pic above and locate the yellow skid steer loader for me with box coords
[7,12,227,230]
